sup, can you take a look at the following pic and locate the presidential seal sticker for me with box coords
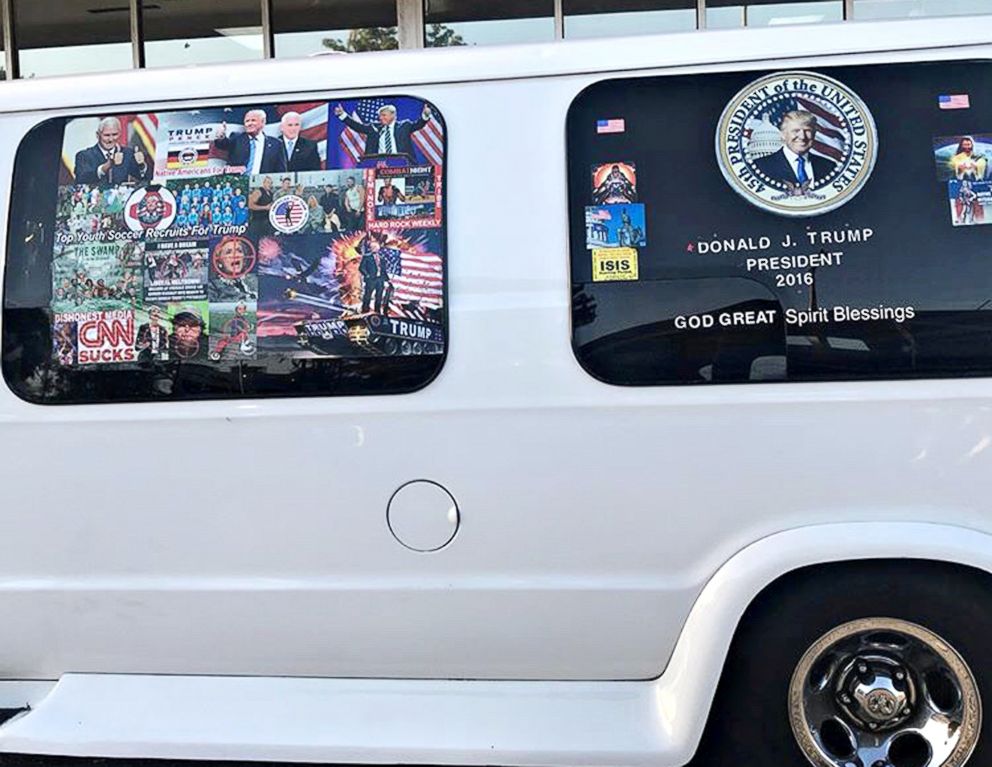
[716,71,878,217]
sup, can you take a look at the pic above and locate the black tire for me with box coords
[688,560,992,767]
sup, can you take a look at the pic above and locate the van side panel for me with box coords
[2,49,992,681]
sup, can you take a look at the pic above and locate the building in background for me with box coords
[0,0,989,80]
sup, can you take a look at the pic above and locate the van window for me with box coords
[2,96,447,403]
[568,61,992,385]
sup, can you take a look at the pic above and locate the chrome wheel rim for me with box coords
[789,618,982,767]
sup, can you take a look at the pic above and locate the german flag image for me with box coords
[167,144,210,169]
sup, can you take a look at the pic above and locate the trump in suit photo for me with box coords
[753,110,837,190]
[74,116,151,186]
[333,102,432,160]
[135,306,170,363]
[279,111,322,172]
[212,109,286,175]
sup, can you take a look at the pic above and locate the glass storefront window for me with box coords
[854,0,992,19]
[273,0,398,57]
[564,0,697,38]
[15,0,131,79]
[707,0,843,28]
[142,0,263,69]
[424,0,555,47]
[2,0,992,82]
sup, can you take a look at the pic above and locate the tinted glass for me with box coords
[707,1,843,28]
[854,0,992,19]
[3,96,448,404]
[273,0,398,56]
[564,0,697,38]
[15,0,131,78]
[424,0,555,47]
[568,61,992,385]
[142,0,263,68]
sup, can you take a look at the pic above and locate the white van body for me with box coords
[2,14,992,766]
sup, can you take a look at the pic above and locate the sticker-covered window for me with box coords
[3,96,447,403]
[568,61,992,385]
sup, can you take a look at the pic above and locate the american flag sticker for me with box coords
[597,118,626,135]
[269,195,309,234]
[939,94,971,110]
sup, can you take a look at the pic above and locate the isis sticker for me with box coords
[592,247,638,282]
[715,71,878,217]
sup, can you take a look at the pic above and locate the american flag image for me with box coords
[765,97,847,164]
[381,245,443,320]
[596,118,625,134]
[121,113,158,160]
[338,98,444,166]
[276,102,328,166]
[271,196,307,232]
[412,108,444,165]
[939,94,971,110]
[381,247,403,277]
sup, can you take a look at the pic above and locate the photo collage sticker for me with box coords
[933,134,992,227]
[586,160,642,282]
[52,98,446,367]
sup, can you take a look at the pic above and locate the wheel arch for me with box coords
[663,521,992,764]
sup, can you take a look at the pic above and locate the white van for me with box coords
[2,14,992,767]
